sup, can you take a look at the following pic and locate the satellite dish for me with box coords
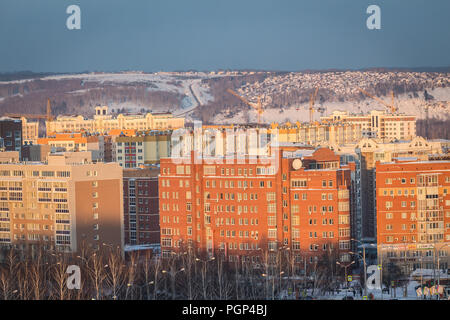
[292,159,302,170]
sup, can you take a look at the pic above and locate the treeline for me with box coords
[0,79,182,117]
[0,244,355,300]
[0,71,57,82]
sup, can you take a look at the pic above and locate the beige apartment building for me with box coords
[21,117,40,145]
[271,121,363,146]
[0,152,124,256]
[46,106,185,135]
[115,131,171,167]
[37,133,105,162]
[0,151,20,164]
[321,110,416,141]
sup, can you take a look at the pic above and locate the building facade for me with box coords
[123,167,160,245]
[21,117,39,145]
[21,143,51,162]
[0,152,124,256]
[270,121,363,146]
[115,131,171,167]
[37,133,105,162]
[321,110,416,141]
[376,159,450,272]
[0,117,22,153]
[46,106,185,135]
[159,147,354,266]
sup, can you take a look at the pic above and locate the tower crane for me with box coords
[357,88,398,114]
[227,89,264,124]
[309,87,319,123]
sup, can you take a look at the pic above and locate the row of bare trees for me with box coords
[0,243,352,300]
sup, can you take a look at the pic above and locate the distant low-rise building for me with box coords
[46,106,185,135]
[270,121,363,146]
[321,110,416,141]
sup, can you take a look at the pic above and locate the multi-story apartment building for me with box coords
[376,159,450,272]
[171,125,273,159]
[327,136,446,243]
[0,117,22,153]
[20,143,51,162]
[46,106,184,135]
[0,152,124,256]
[37,133,105,162]
[0,151,20,164]
[271,121,363,146]
[115,131,171,167]
[321,110,416,141]
[20,117,39,145]
[123,166,160,245]
[159,147,354,266]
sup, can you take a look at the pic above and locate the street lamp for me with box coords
[336,260,355,299]
[161,267,185,300]
[436,243,450,300]
[279,271,285,299]
[195,257,215,299]
[350,238,376,298]
[349,251,366,297]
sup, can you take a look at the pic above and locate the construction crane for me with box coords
[4,98,54,121]
[227,89,264,124]
[309,87,319,123]
[358,88,398,114]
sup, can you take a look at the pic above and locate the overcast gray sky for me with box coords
[0,0,449,72]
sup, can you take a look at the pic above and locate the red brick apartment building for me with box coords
[159,147,354,265]
[123,166,160,246]
[376,159,450,271]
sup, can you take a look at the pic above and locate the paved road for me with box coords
[174,82,202,117]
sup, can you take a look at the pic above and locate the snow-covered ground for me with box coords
[215,87,450,125]
[295,269,450,300]
[1,72,217,115]
[2,71,448,123]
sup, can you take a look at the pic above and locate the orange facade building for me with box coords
[159,147,355,266]
[376,159,450,270]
